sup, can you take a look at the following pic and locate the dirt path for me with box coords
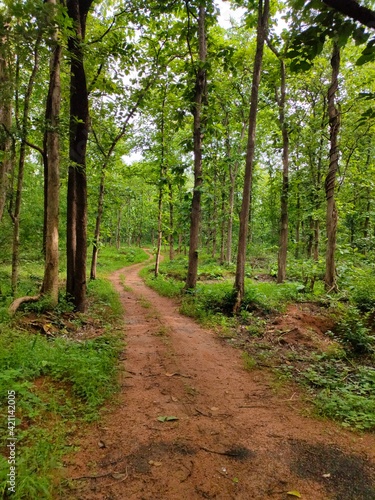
[64,259,375,500]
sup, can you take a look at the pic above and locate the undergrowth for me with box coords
[143,253,375,432]
[0,245,149,499]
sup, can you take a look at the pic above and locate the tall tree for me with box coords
[0,20,12,223]
[41,0,62,305]
[234,0,269,311]
[324,40,340,290]
[9,34,42,295]
[185,2,208,290]
[66,0,93,311]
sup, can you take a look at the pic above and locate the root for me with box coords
[8,295,41,316]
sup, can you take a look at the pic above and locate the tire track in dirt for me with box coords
[63,258,375,500]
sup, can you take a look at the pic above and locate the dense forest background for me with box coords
[1,0,375,312]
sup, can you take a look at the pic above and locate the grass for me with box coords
[141,253,375,432]
[0,244,149,499]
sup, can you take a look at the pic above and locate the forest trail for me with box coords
[63,258,375,500]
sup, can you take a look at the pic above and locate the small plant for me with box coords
[334,307,375,355]
[242,351,257,371]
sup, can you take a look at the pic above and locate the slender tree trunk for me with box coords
[155,190,163,276]
[0,36,12,223]
[276,59,289,283]
[185,4,207,290]
[66,0,93,311]
[324,41,340,291]
[295,192,301,258]
[168,182,174,260]
[116,208,121,250]
[234,0,269,311]
[220,172,226,264]
[11,38,41,295]
[90,165,106,280]
[41,0,62,305]
[155,93,166,277]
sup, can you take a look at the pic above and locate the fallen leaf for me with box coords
[165,372,178,377]
[232,477,239,483]
[171,396,178,402]
[98,440,106,448]
[111,472,127,480]
[322,473,331,478]
[287,491,302,498]
[210,407,219,411]
[157,415,179,422]
[149,460,162,467]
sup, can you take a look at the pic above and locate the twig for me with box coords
[71,471,115,480]
[199,446,242,458]
[180,460,194,483]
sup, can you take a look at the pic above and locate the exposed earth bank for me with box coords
[63,259,375,500]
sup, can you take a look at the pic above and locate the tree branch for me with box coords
[323,0,375,29]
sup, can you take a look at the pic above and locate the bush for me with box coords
[334,307,375,355]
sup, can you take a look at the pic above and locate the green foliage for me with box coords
[0,242,132,498]
[95,246,149,275]
[242,351,257,371]
[350,272,375,312]
[334,307,375,355]
[300,355,375,431]
[141,266,185,297]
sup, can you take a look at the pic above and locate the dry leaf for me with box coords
[112,472,127,480]
[287,491,302,498]
[98,440,106,448]
[148,460,162,467]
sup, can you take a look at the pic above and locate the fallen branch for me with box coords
[8,295,41,316]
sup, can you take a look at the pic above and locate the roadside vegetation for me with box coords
[142,248,375,432]
[0,247,148,499]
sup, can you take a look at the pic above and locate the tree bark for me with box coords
[323,0,375,29]
[41,0,62,306]
[90,165,106,280]
[168,182,175,260]
[234,0,269,311]
[0,31,12,223]
[185,3,207,290]
[66,0,93,311]
[11,37,41,295]
[155,91,167,277]
[275,59,289,283]
[324,41,340,291]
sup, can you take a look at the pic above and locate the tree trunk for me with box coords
[116,209,122,250]
[324,41,340,291]
[185,4,207,290]
[0,35,12,223]
[168,182,174,260]
[11,38,41,295]
[276,59,289,283]
[234,0,269,311]
[90,166,106,280]
[155,92,167,277]
[41,0,62,306]
[66,0,93,312]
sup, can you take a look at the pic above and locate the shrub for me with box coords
[334,307,375,355]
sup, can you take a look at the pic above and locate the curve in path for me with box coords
[64,258,375,500]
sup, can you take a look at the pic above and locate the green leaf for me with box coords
[157,415,179,422]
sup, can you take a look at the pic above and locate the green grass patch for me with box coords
[95,246,149,275]
[0,244,149,498]
[299,355,375,431]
